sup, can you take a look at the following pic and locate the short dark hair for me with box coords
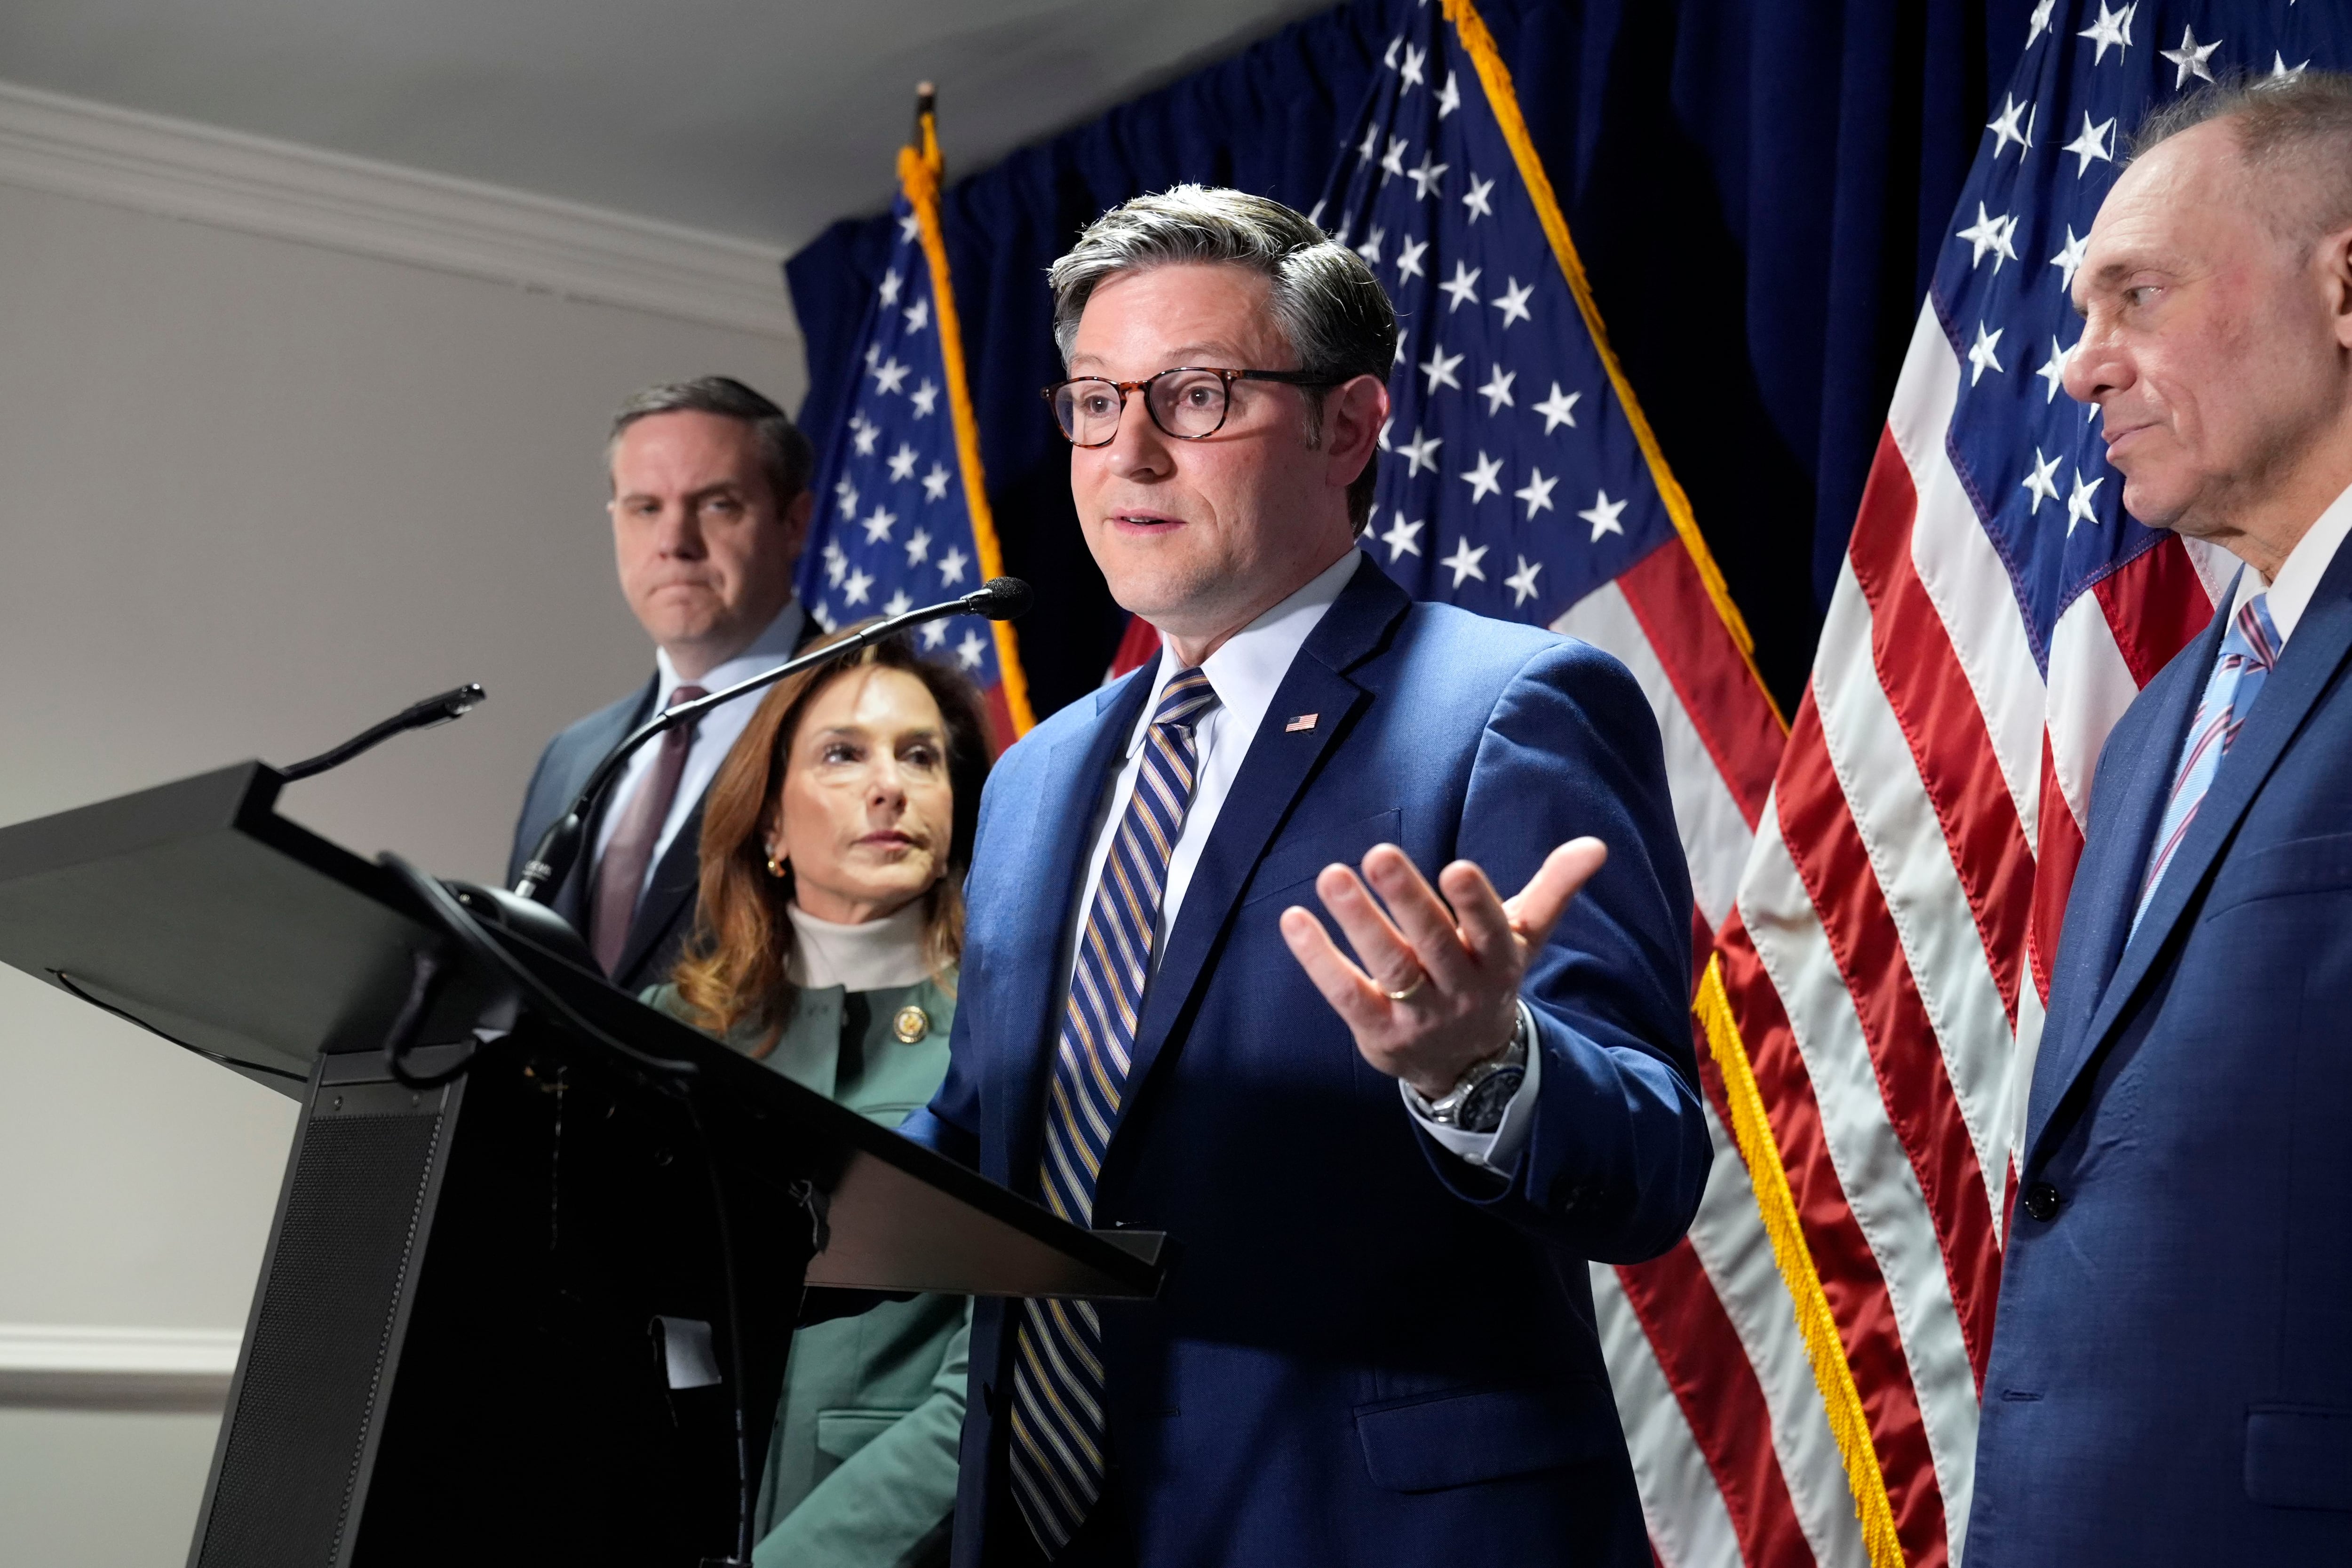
[607,377,816,508]
[2131,71,2352,246]
[1047,186,1398,531]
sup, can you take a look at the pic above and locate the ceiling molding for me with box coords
[0,79,797,341]
[0,1321,238,1412]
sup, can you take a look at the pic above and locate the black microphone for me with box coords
[510,579,1031,905]
[277,683,485,782]
[964,575,1032,621]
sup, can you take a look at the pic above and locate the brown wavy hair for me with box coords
[668,625,992,1050]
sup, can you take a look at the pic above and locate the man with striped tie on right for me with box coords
[1971,76,2352,1562]
[897,187,1706,1568]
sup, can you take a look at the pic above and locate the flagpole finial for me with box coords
[911,82,941,174]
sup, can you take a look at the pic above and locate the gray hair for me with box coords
[2132,71,2352,247]
[1047,186,1398,528]
[607,376,816,507]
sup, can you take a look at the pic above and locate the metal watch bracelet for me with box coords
[1409,1004,1532,1134]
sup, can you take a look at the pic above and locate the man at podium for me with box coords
[899,188,1708,1567]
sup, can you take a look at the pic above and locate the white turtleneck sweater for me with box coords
[785,899,933,991]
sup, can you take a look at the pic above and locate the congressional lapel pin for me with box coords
[892,1004,931,1044]
[1285,713,1319,733]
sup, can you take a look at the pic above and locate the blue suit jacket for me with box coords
[1969,541,2352,1563]
[902,559,1707,1568]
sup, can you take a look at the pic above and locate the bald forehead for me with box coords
[2073,122,2265,312]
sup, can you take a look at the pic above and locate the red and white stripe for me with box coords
[1681,300,2219,1567]
[1551,536,1818,1567]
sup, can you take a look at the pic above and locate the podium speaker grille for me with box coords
[196,1107,445,1568]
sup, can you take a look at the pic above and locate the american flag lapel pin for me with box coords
[1285,713,1319,733]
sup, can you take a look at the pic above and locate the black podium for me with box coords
[0,763,1164,1568]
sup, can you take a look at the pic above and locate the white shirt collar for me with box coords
[2228,480,2352,644]
[653,597,807,705]
[1125,549,1363,758]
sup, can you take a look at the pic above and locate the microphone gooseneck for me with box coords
[510,581,1031,905]
[278,683,486,783]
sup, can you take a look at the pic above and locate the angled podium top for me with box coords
[0,763,1162,1301]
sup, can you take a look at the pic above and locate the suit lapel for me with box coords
[2025,598,2224,1140]
[553,678,656,929]
[1115,560,1409,1139]
[995,669,1155,1188]
[2043,550,2352,1146]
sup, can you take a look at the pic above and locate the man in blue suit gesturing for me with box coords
[898,186,1708,1567]
[1968,77,2352,1562]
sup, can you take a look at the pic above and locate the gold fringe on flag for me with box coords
[1694,953,1905,1568]
[1438,0,1785,730]
[897,94,1037,738]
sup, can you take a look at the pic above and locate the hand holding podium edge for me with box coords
[1278,837,1608,1099]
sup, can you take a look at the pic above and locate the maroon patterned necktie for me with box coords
[589,683,705,976]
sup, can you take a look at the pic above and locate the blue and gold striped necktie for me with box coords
[1010,665,1218,1555]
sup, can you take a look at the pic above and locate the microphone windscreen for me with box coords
[972,577,1034,621]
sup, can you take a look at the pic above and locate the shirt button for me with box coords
[2023,1182,2062,1222]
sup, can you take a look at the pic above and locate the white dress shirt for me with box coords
[592,598,807,904]
[2225,479,2352,646]
[1064,549,1539,1170]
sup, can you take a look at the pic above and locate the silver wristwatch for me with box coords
[1409,1007,1531,1135]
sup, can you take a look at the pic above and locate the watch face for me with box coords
[1457,1065,1526,1135]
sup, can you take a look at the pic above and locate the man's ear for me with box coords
[2324,223,2352,351]
[781,485,817,558]
[1326,374,1390,492]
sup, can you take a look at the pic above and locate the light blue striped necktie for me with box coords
[1010,665,1217,1556]
[2132,593,2280,935]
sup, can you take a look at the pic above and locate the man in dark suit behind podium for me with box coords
[509,378,818,992]
[900,188,1707,1568]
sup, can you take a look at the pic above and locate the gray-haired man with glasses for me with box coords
[898,186,1704,1568]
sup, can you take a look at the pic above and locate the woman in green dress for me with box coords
[646,629,992,1568]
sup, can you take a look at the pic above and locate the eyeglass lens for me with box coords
[1054,370,1231,445]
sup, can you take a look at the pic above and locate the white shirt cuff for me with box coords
[1399,999,1541,1171]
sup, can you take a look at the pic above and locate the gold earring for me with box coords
[765,850,787,878]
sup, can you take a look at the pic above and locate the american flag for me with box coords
[1320,5,1802,1564]
[799,106,1036,750]
[1704,5,2350,1568]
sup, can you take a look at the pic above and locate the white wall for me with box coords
[0,135,802,1561]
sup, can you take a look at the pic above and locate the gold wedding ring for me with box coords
[1382,971,1428,1003]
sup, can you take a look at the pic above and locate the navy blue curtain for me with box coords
[787,0,2033,718]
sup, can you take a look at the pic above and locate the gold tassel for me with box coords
[1694,953,1906,1567]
